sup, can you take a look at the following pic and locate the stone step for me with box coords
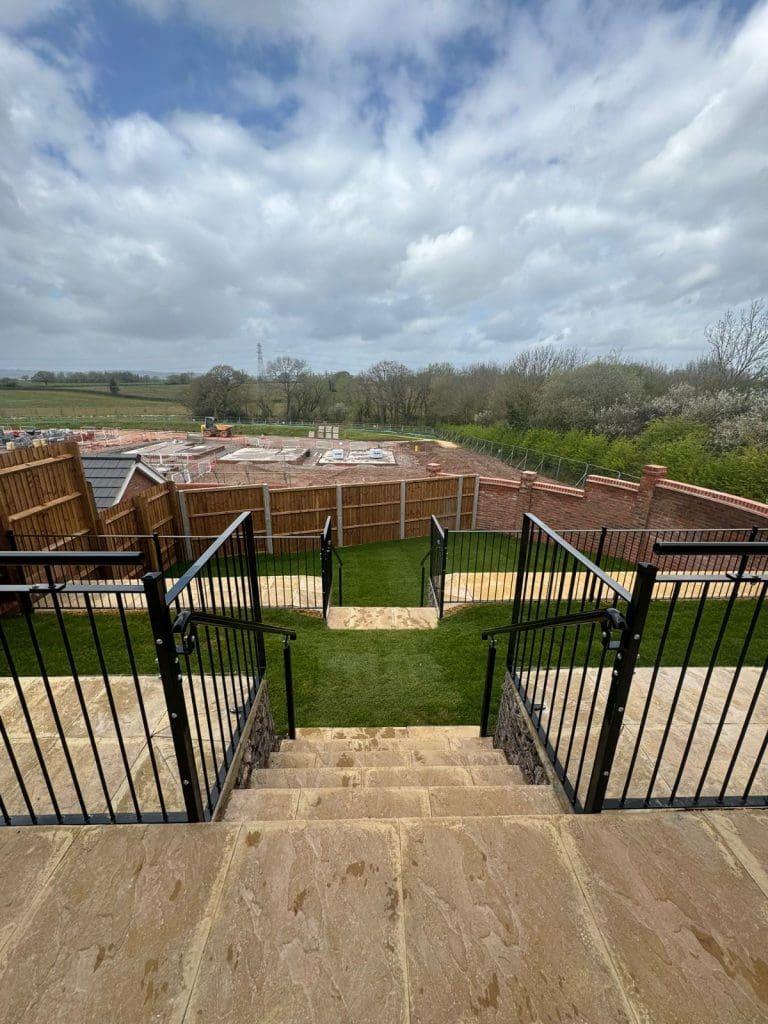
[295,726,480,741]
[248,764,526,790]
[223,785,562,821]
[270,747,509,769]
[284,735,496,753]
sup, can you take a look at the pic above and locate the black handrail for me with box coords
[332,546,344,606]
[654,541,768,555]
[178,610,297,640]
[0,550,144,566]
[165,510,251,605]
[479,607,627,738]
[526,514,633,602]
[482,606,626,641]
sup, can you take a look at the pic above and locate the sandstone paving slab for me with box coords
[269,750,318,768]
[400,816,635,1024]
[411,747,507,767]
[626,667,768,729]
[363,766,475,787]
[469,764,525,786]
[288,736,454,752]
[297,726,409,741]
[428,784,564,817]
[317,748,412,768]
[0,823,241,1024]
[249,767,362,789]
[223,789,300,821]
[406,725,479,739]
[326,606,438,630]
[558,812,768,1024]
[185,821,408,1024]
[297,786,430,820]
[1,735,147,821]
[704,810,768,898]
[0,827,75,956]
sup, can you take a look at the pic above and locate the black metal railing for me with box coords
[479,513,639,812]
[320,516,342,617]
[424,515,448,617]
[9,520,335,613]
[480,520,768,813]
[0,516,299,827]
[422,524,768,609]
[603,540,768,811]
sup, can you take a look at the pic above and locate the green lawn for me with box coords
[1,595,763,734]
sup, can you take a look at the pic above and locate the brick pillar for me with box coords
[632,464,668,528]
[518,471,538,517]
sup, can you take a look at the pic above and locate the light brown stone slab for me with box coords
[406,725,479,739]
[249,767,362,789]
[401,817,634,1023]
[559,812,768,1024]
[326,606,438,630]
[429,784,563,817]
[0,827,75,956]
[315,726,409,740]
[0,823,240,1024]
[223,789,300,821]
[186,821,408,1024]
[469,764,525,786]
[411,748,507,767]
[269,750,318,768]
[363,766,475,787]
[704,810,768,898]
[297,786,430,820]
[317,748,412,767]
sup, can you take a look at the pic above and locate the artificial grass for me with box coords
[1,597,763,734]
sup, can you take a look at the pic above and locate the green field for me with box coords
[0,383,424,440]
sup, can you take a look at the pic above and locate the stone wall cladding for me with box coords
[234,681,279,788]
[493,676,549,785]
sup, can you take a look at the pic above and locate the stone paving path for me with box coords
[326,606,438,629]
[1,809,767,1023]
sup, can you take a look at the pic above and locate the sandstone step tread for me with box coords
[248,764,526,790]
[285,735,495,753]
[274,748,510,768]
[225,785,561,821]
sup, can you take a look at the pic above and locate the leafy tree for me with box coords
[266,357,309,420]
[31,370,54,386]
[108,377,120,395]
[185,365,251,420]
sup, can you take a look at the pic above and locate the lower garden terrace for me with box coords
[1,442,768,1023]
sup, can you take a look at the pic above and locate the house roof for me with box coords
[81,453,166,509]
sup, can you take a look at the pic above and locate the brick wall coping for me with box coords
[531,481,583,497]
[586,475,640,492]
[656,478,768,516]
[478,476,521,488]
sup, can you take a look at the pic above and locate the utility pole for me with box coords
[257,342,265,380]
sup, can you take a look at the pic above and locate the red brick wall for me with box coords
[476,466,768,532]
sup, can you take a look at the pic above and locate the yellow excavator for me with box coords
[201,416,232,438]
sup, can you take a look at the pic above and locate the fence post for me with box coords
[262,485,273,554]
[242,513,266,674]
[143,571,205,822]
[583,562,657,813]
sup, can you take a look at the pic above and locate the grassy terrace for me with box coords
[1,597,762,734]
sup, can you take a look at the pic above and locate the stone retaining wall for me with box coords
[493,675,549,785]
[234,681,280,788]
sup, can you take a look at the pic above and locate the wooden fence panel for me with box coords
[0,442,97,545]
[341,482,401,545]
[404,477,461,539]
[270,485,337,536]
[180,485,267,538]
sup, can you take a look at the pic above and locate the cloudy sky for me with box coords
[1,0,766,375]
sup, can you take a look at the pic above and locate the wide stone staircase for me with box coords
[223,726,564,821]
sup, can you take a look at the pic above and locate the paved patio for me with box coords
[1,810,767,1022]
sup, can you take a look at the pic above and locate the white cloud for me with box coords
[0,1,767,373]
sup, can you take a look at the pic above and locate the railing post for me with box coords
[439,526,448,619]
[283,638,296,739]
[480,641,497,737]
[143,571,205,822]
[583,562,657,813]
[507,514,531,671]
[242,513,266,674]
